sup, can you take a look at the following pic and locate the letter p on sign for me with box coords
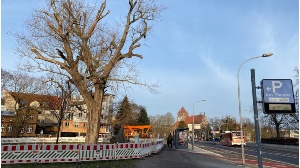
[272,81,282,93]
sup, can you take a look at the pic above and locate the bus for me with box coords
[220,131,246,146]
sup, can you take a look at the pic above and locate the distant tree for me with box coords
[1,69,13,93]
[220,115,238,132]
[209,117,222,132]
[261,67,299,138]
[45,74,77,144]
[137,106,150,125]
[291,67,299,124]
[149,112,175,138]
[1,69,46,95]
[177,121,187,129]
[113,96,138,135]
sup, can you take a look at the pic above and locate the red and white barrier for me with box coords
[38,144,79,163]
[152,140,164,153]
[80,144,114,161]
[115,143,141,160]
[140,142,152,157]
[1,144,39,164]
[1,139,164,165]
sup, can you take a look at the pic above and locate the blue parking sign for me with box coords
[261,79,296,114]
[262,79,294,103]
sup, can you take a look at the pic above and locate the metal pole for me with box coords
[192,100,205,150]
[237,53,272,165]
[192,101,198,150]
[251,69,263,168]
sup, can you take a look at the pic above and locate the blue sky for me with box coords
[1,0,299,121]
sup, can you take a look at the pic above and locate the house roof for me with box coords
[184,115,206,125]
[1,110,16,116]
[177,107,188,116]
[7,91,61,110]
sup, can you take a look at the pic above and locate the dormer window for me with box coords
[19,100,27,108]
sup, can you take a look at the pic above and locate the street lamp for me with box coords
[192,99,206,150]
[237,52,273,165]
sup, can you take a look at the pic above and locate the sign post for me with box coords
[251,69,263,168]
[261,79,296,114]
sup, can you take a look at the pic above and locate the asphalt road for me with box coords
[194,141,299,167]
[134,146,246,168]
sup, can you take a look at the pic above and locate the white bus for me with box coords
[221,131,246,146]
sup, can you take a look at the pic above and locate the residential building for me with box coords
[171,106,208,139]
[1,111,17,137]
[60,94,115,138]
[2,90,115,138]
[2,90,58,138]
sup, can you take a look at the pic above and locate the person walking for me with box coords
[167,133,173,148]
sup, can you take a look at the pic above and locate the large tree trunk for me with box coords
[85,90,104,144]
[275,123,280,138]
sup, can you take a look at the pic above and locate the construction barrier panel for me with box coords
[1,139,164,165]
[115,143,141,160]
[140,142,152,157]
[38,144,79,163]
[152,140,164,153]
[1,144,39,164]
[80,144,114,161]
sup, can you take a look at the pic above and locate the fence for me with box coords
[1,139,164,165]
[1,137,108,144]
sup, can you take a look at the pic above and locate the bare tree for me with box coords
[1,69,46,95]
[209,117,222,133]
[44,74,76,144]
[149,113,175,138]
[14,0,164,143]
[1,69,47,137]
[260,67,299,138]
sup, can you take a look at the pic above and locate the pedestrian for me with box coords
[167,133,173,148]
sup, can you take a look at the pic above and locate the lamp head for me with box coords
[262,52,273,57]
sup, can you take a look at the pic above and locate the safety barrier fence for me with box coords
[1,137,109,144]
[1,139,164,165]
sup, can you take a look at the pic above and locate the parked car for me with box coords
[212,138,221,142]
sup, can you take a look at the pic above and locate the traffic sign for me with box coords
[261,79,296,114]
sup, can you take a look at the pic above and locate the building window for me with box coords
[75,123,79,128]
[19,100,27,108]
[27,125,33,133]
[7,125,12,132]
[2,118,4,121]
[84,123,87,128]
[64,113,73,120]
[19,127,24,133]
[65,122,70,127]
[29,115,34,120]
[78,113,83,118]
[1,125,5,132]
